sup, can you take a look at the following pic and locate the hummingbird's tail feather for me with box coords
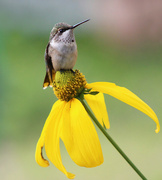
[43,73,50,89]
[43,70,55,89]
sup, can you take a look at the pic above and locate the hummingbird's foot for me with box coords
[60,69,75,75]
[59,69,66,74]
[70,69,75,74]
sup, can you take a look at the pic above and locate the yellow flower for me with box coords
[35,70,160,179]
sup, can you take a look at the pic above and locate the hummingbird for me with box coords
[43,19,90,89]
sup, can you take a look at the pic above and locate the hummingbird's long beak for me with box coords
[70,19,90,29]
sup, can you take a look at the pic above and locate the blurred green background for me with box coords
[0,1,162,180]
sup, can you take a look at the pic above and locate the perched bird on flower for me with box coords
[42,19,90,89]
[35,19,160,179]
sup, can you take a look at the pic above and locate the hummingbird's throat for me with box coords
[53,70,87,101]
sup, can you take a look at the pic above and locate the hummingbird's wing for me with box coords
[43,43,55,89]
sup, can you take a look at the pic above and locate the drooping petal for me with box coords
[35,138,49,167]
[86,82,160,133]
[61,98,103,168]
[35,100,62,167]
[60,102,73,152]
[44,100,75,179]
[84,92,110,129]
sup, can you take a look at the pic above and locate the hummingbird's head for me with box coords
[49,23,71,40]
[49,19,90,43]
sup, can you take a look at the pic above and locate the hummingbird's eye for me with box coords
[59,29,65,33]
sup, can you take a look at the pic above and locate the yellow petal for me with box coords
[44,100,75,179]
[35,100,62,167]
[84,92,110,129]
[61,98,103,168]
[86,82,160,133]
[35,138,49,167]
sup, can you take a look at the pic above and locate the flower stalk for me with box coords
[79,97,147,180]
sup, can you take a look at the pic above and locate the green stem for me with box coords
[79,98,147,180]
